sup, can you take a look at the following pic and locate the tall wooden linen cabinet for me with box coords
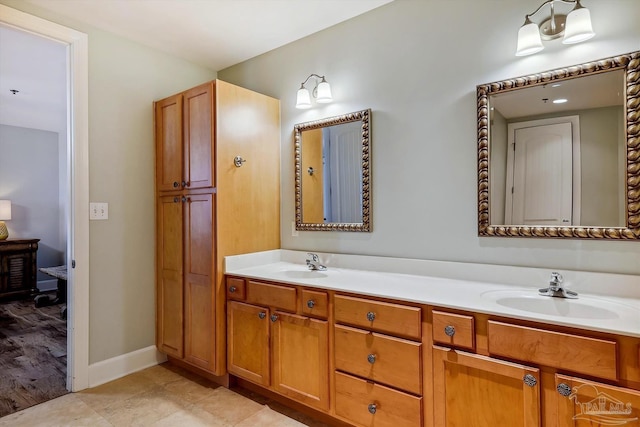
[154,80,280,377]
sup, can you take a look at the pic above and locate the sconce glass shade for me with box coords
[296,87,312,109]
[562,5,594,44]
[516,20,544,56]
[315,80,332,103]
[0,200,11,220]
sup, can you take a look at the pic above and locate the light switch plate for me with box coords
[90,202,108,220]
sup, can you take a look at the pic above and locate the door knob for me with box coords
[234,156,247,167]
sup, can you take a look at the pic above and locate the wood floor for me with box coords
[0,294,67,417]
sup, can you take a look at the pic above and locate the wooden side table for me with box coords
[0,238,40,300]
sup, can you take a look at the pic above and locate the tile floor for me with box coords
[0,363,330,426]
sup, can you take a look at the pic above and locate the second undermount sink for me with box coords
[481,290,639,320]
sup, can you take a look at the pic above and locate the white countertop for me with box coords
[225,250,640,338]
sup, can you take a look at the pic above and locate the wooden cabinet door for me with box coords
[433,346,541,427]
[555,374,640,426]
[183,83,214,190]
[227,301,270,386]
[272,312,329,411]
[155,94,183,192]
[183,192,215,371]
[156,195,184,358]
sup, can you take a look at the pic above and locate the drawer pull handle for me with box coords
[367,354,376,364]
[557,383,572,397]
[366,311,376,322]
[368,403,377,414]
[444,325,456,337]
[307,300,315,308]
[270,314,279,322]
[229,286,237,293]
[523,374,537,387]
[258,312,266,320]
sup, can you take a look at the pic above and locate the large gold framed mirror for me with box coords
[294,109,371,231]
[477,51,639,239]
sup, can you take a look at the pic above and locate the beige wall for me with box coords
[0,0,216,363]
[219,0,640,275]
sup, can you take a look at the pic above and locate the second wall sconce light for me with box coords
[296,74,332,109]
[516,0,594,56]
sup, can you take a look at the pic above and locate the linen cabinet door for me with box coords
[227,301,270,386]
[183,83,214,190]
[555,374,640,426]
[272,312,329,411]
[183,193,215,371]
[155,93,183,192]
[156,195,184,358]
[432,346,541,427]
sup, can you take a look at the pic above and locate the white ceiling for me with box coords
[0,0,392,133]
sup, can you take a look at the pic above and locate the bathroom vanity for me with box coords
[224,250,640,427]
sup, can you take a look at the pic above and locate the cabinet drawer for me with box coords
[432,310,474,350]
[246,281,297,312]
[335,371,422,427]
[334,295,421,340]
[226,277,246,300]
[301,289,328,319]
[335,324,422,395]
[488,321,618,380]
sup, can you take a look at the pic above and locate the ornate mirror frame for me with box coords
[477,51,639,239]
[294,109,371,231]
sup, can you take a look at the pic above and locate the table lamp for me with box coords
[0,200,11,240]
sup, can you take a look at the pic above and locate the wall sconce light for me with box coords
[0,200,12,240]
[516,0,595,56]
[296,74,332,109]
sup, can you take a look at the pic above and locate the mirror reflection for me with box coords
[477,51,640,240]
[294,109,371,231]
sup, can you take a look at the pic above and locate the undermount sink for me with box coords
[481,290,639,320]
[275,269,328,279]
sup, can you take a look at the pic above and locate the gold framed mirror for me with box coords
[477,51,639,239]
[294,109,371,231]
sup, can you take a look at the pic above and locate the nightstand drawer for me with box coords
[246,281,297,312]
[432,310,474,350]
[334,294,421,340]
[488,320,617,380]
[335,371,422,427]
[301,289,328,319]
[226,277,246,300]
[335,324,422,395]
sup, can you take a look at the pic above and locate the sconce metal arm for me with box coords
[525,0,576,19]
[299,73,327,89]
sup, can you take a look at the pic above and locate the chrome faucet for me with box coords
[539,272,578,299]
[306,253,327,271]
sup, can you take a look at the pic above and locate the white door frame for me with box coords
[505,115,581,226]
[0,4,90,391]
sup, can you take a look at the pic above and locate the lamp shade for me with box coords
[563,5,595,44]
[296,87,312,109]
[0,200,11,221]
[315,80,333,103]
[516,21,544,56]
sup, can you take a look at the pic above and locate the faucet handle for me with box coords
[307,252,320,262]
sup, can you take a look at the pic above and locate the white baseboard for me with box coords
[37,279,58,292]
[88,345,167,388]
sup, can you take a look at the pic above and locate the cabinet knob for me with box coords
[173,181,179,188]
[367,354,376,364]
[258,312,266,320]
[270,314,278,322]
[234,156,247,167]
[368,403,377,415]
[366,311,376,322]
[523,374,537,387]
[173,197,180,203]
[307,300,315,308]
[229,286,237,293]
[181,181,189,188]
[557,383,572,397]
[444,325,456,337]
